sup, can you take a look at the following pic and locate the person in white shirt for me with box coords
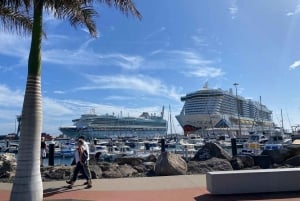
[66,139,92,189]
[78,135,92,185]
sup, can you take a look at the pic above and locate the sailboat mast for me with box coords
[169,105,172,135]
[281,109,284,129]
[260,96,263,131]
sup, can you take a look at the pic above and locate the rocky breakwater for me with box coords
[2,142,300,182]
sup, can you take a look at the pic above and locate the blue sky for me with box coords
[1,0,300,135]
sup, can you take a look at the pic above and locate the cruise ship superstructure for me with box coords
[176,83,274,136]
[59,108,167,139]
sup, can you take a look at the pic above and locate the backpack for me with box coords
[81,150,88,163]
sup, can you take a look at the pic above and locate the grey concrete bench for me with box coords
[206,168,300,194]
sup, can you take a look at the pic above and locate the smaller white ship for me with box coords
[59,107,167,139]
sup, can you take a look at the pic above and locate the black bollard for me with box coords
[48,143,55,166]
[161,138,165,153]
[231,138,237,156]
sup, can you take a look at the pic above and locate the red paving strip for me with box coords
[2,188,300,201]
[1,188,204,201]
[44,188,206,201]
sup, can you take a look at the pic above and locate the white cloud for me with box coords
[104,96,134,101]
[78,74,182,100]
[289,60,300,70]
[43,97,74,117]
[168,50,213,65]
[184,67,225,78]
[144,27,166,40]
[286,4,300,16]
[163,49,225,78]
[191,36,208,47]
[42,42,144,70]
[0,85,24,108]
[0,32,30,61]
[0,33,143,71]
[110,54,144,70]
[229,0,239,19]
[53,90,65,94]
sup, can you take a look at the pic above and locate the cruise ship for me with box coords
[59,108,167,139]
[176,83,274,136]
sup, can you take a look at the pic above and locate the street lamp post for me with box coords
[233,83,241,136]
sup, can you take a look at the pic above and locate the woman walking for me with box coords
[66,139,92,189]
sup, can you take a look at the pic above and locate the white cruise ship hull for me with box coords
[59,109,167,139]
[176,83,274,136]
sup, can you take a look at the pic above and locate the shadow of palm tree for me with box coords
[43,186,82,198]
[194,191,300,201]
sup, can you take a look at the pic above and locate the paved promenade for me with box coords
[1,174,300,201]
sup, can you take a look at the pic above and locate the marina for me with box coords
[0,85,299,165]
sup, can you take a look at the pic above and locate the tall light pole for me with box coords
[233,83,241,136]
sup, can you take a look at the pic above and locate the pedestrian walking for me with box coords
[66,139,92,189]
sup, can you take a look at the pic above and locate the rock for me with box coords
[102,163,123,178]
[0,153,17,178]
[43,166,73,180]
[261,148,293,164]
[230,155,256,170]
[187,157,233,174]
[154,152,187,176]
[98,162,113,171]
[133,162,154,173]
[253,155,272,169]
[102,169,123,178]
[115,157,144,166]
[89,165,102,179]
[230,157,244,170]
[144,154,157,162]
[119,164,138,177]
[193,142,232,161]
[236,155,255,168]
[284,155,300,166]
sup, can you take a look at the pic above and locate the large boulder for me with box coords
[119,164,138,177]
[115,157,144,166]
[284,155,300,167]
[0,153,17,179]
[253,155,272,169]
[42,166,73,180]
[193,142,232,161]
[89,165,102,179]
[238,155,255,168]
[187,157,233,174]
[230,157,244,170]
[154,152,187,176]
[261,148,293,164]
[102,163,123,178]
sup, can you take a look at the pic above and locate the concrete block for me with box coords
[206,168,300,194]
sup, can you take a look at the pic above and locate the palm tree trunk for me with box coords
[10,1,43,201]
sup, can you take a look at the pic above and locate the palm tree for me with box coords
[7,1,141,201]
[0,1,33,35]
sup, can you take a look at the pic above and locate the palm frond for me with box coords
[44,1,98,37]
[0,4,33,35]
[98,0,142,19]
